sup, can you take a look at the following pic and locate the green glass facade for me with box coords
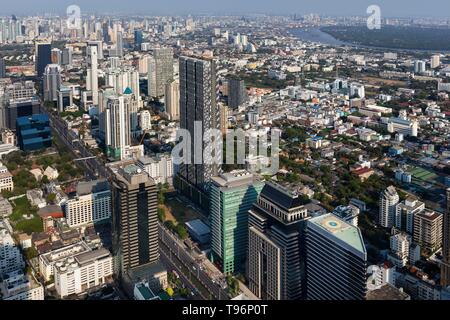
[210,179,264,274]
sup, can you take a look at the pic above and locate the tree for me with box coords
[176,224,189,240]
[166,287,174,297]
[41,175,50,184]
[158,207,166,222]
[47,193,57,203]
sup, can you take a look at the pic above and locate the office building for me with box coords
[379,186,399,228]
[228,79,248,109]
[137,154,174,185]
[306,214,367,300]
[176,56,221,205]
[164,80,179,120]
[86,46,99,105]
[210,170,264,274]
[0,161,13,192]
[219,103,228,134]
[134,30,143,48]
[43,64,62,102]
[111,164,159,277]
[61,47,73,66]
[148,48,174,98]
[57,86,73,113]
[87,40,104,60]
[54,248,113,298]
[0,57,5,78]
[0,270,44,300]
[65,180,111,228]
[395,197,425,234]
[0,220,25,276]
[228,78,248,109]
[115,31,123,57]
[247,182,308,300]
[16,114,52,151]
[413,209,443,252]
[442,189,450,286]
[35,43,52,78]
[0,81,40,130]
[104,95,131,160]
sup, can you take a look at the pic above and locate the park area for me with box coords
[9,196,43,235]
[410,167,439,184]
[161,195,204,224]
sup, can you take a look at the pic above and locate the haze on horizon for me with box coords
[1,0,450,18]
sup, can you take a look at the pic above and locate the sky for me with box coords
[2,0,450,18]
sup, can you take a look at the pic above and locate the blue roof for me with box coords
[124,87,133,94]
[16,114,49,126]
[185,219,210,236]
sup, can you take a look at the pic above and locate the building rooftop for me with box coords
[308,213,366,255]
[366,284,410,300]
[259,182,304,211]
[185,219,210,236]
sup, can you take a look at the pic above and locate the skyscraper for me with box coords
[164,80,179,120]
[247,182,308,300]
[148,48,174,98]
[177,56,221,202]
[35,43,52,78]
[210,170,264,274]
[134,30,143,49]
[379,186,399,228]
[104,95,131,160]
[86,46,99,105]
[116,31,123,57]
[228,78,248,109]
[0,56,6,78]
[43,64,62,102]
[442,189,450,286]
[61,47,73,66]
[111,164,159,277]
[306,214,367,300]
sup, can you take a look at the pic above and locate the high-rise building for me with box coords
[164,80,179,120]
[116,31,123,57]
[57,86,73,113]
[0,57,6,78]
[219,103,228,134]
[86,46,99,105]
[65,180,111,228]
[35,43,52,78]
[442,189,450,286]
[87,40,104,60]
[379,186,399,228]
[148,48,174,98]
[177,56,221,200]
[414,60,426,73]
[210,170,264,274]
[43,64,62,102]
[61,47,73,66]
[247,182,308,300]
[306,214,367,300]
[413,209,443,252]
[104,95,131,160]
[228,78,248,109]
[111,164,159,277]
[0,220,25,277]
[51,48,62,65]
[134,30,143,48]
[139,110,152,131]
[395,196,425,234]
[431,55,440,69]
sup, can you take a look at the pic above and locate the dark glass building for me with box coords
[111,164,159,278]
[134,30,143,49]
[16,114,52,151]
[36,43,52,78]
[228,78,248,109]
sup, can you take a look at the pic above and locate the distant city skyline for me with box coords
[1,0,450,18]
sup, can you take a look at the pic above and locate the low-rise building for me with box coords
[0,162,13,193]
[54,248,113,298]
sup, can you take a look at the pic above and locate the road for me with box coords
[45,108,229,300]
[159,223,229,300]
[43,108,110,180]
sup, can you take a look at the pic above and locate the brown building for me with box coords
[441,189,450,286]
[413,209,443,253]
